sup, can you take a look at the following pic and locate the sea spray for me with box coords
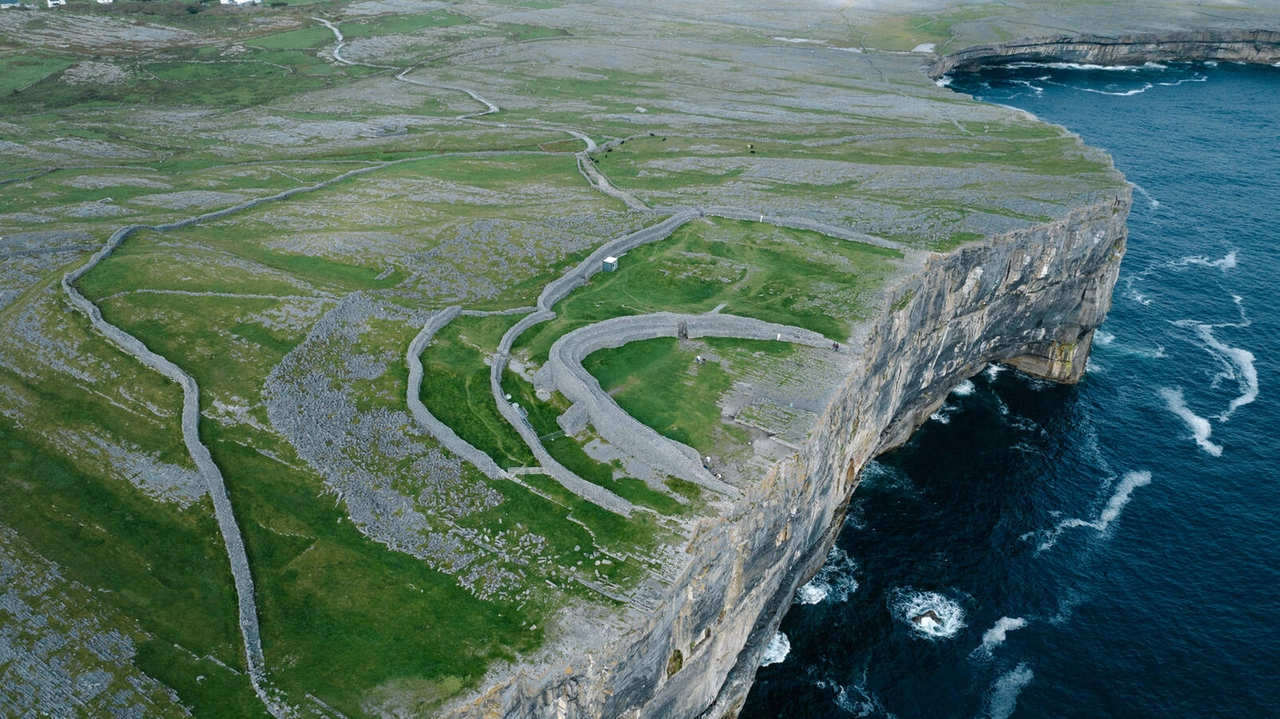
[760,632,790,666]
[794,547,859,605]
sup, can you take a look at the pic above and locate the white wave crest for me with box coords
[890,589,965,639]
[934,75,953,87]
[984,363,1004,381]
[1157,74,1208,87]
[1075,82,1153,96]
[1160,388,1223,456]
[796,547,859,605]
[952,379,977,396]
[760,631,790,666]
[973,616,1028,658]
[1024,471,1153,551]
[1094,330,1115,346]
[986,664,1034,719]
[1005,61,1141,71]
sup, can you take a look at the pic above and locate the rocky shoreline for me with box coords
[930,29,1280,78]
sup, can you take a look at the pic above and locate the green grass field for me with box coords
[516,217,902,364]
[0,0,1130,712]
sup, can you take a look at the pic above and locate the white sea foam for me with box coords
[1008,79,1045,96]
[1187,323,1258,420]
[1005,61,1141,71]
[986,664,1035,719]
[815,670,889,718]
[1174,250,1237,270]
[760,631,790,666]
[984,363,1004,381]
[1094,330,1115,346]
[930,402,956,424]
[796,547,859,605]
[934,75,953,87]
[1025,471,1153,551]
[1157,75,1208,87]
[952,379,977,396]
[1131,182,1160,208]
[973,617,1028,658]
[1075,82,1154,96]
[1160,387,1223,456]
[890,589,965,639]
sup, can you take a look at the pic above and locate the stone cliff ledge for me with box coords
[449,186,1132,718]
[930,29,1280,78]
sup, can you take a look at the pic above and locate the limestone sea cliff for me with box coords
[930,30,1280,78]
[447,183,1131,718]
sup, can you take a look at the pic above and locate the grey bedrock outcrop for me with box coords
[449,191,1131,719]
[931,29,1280,78]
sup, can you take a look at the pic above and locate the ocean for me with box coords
[739,62,1280,718]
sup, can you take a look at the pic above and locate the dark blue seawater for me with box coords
[740,63,1280,718]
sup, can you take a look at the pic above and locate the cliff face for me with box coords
[930,30,1280,78]
[449,189,1132,719]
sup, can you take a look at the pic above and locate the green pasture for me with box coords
[515,216,902,363]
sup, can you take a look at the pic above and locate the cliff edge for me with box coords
[448,164,1132,719]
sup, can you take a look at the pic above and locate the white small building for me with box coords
[96,0,113,4]
[602,256,619,272]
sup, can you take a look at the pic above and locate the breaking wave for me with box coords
[760,631,790,666]
[889,589,965,639]
[1075,82,1154,96]
[795,547,859,605]
[952,379,977,396]
[985,664,1035,719]
[1024,471,1153,551]
[1004,61,1142,71]
[1160,387,1223,456]
[973,616,1028,659]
